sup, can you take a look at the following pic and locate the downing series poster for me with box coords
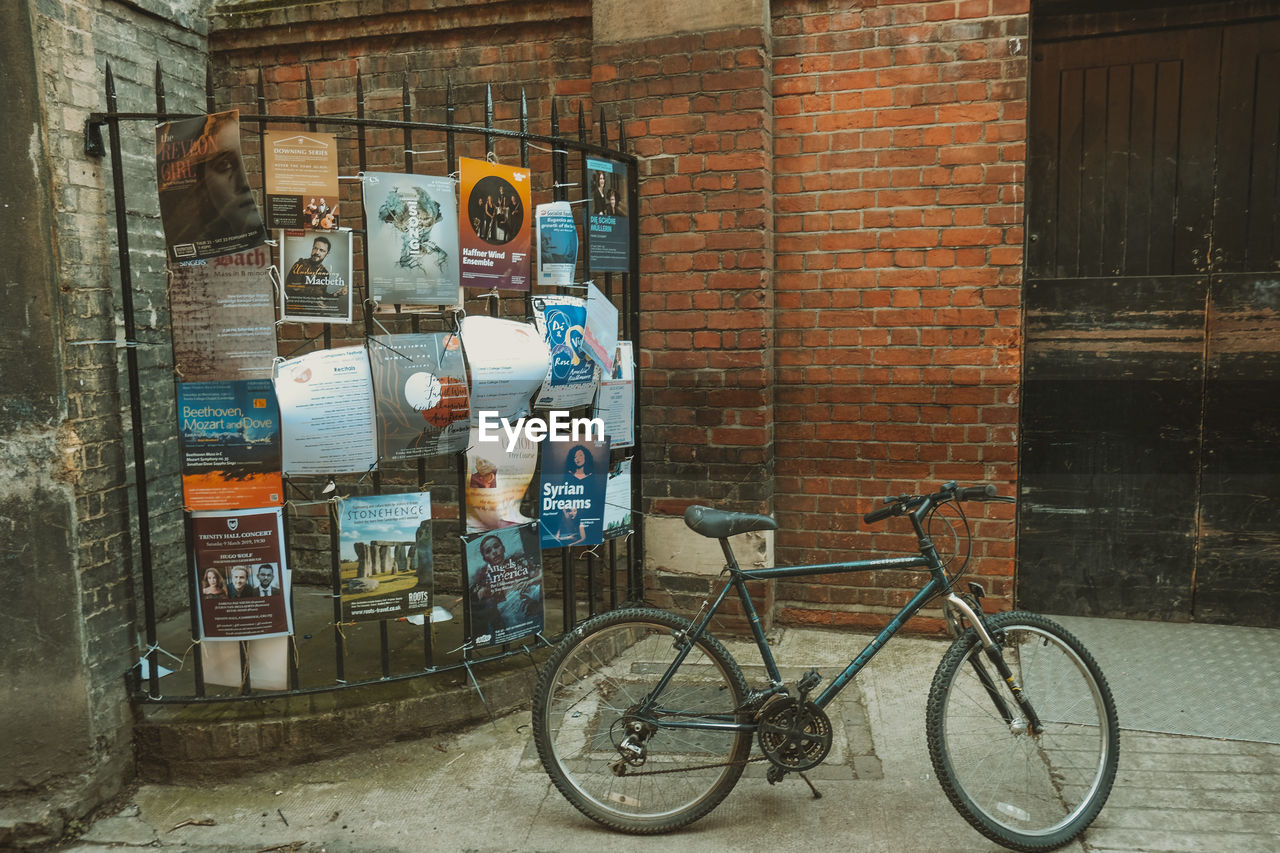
[263,131,340,230]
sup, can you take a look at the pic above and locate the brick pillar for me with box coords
[593,0,775,630]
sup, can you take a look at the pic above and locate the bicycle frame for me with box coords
[637,506,983,732]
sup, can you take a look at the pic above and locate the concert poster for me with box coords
[363,172,461,309]
[368,332,471,462]
[463,523,543,647]
[176,379,282,510]
[535,201,578,286]
[336,492,434,622]
[168,247,277,382]
[263,130,340,230]
[156,110,266,262]
[459,157,532,290]
[191,507,292,641]
[538,437,610,549]
[279,229,354,324]
[585,156,630,273]
[533,295,599,410]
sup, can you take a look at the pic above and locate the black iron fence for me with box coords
[85,63,643,703]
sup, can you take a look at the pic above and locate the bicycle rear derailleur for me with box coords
[757,668,832,783]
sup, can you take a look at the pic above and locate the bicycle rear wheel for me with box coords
[531,607,751,833]
[926,611,1119,851]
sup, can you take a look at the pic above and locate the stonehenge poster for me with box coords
[336,492,434,622]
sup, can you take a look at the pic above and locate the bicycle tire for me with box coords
[532,607,751,833]
[926,611,1119,851]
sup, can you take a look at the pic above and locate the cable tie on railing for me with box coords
[526,142,571,155]
[405,148,445,155]
[338,174,366,180]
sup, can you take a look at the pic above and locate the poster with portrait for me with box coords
[169,247,277,382]
[603,458,633,540]
[465,422,539,533]
[593,340,635,450]
[459,316,549,422]
[177,379,282,510]
[459,157,531,290]
[263,131,340,230]
[535,201,578,286]
[539,437,610,548]
[463,523,543,647]
[585,156,630,272]
[336,492,434,622]
[369,332,471,461]
[532,295,599,410]
[275,346,378,475]
[192,507,292,640]
[279,229,353,324]
[363,172,461,309]
[156,110,266,262]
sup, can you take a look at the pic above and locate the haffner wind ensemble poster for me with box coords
[156,111,266,262]
[363,172,461,308]
[337,493,434,622]
[368,333,471,461]
[459,157,532,290]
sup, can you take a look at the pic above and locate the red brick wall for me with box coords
[770,0,1027,629]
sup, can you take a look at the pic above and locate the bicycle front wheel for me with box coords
[531,607,751,834]
[926,611,1119,852]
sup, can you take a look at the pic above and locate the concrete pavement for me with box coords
[59,620,1280,853]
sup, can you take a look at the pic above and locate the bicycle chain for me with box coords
[613,755,768,776]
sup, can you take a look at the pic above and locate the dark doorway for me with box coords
[1020,5,1280,626]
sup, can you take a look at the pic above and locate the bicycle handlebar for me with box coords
[862,482,1013,526]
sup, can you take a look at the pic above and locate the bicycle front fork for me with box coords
[944,587,1044,735]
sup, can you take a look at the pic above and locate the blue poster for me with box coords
[586,157,630,272]
[533,295,598,409]
[177,379,282,510]
[539,437,610,548]
[463,523,543,647]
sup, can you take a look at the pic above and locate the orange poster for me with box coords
[459,157,532,290]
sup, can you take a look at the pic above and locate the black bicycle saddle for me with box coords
[683,505,779,539]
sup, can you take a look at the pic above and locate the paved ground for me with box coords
[60,619,1280,853]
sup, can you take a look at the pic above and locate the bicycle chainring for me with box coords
[756,696,833,771]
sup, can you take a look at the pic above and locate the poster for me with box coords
[459,316,549,422]
[279,229,354,324]
[263,131,340,230]
[363,172,461,308]
[459,157,531,290]
[581,280,619,374]
[535,201,578,286]
[336,492,434,622]
[465,423,539,533]
[533,295,599,409]
[463,523,543,647]
[603,458,633,540]
[169,247,277,382]
[192,507,292,640]
[177,379,282,510]
[200,636,289,691]
[275,346,378,475]
[369,333,471,461]
[539,437,610,548]
[594,340,635,450]
[586,156,630,272]
[156,110,266,261]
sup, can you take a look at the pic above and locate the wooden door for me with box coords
[1020,15,1280,626]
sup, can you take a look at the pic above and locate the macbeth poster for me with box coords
[168,247,277,382]
[363,172,461,308]
[585,156,630,272]
[369,333,471,461]
[177,379,282,510]
[463,523,543,647]
[279,229,353,323]
[337,493,434,622]
[156,110,266,262]
[192,507,291,640]
[459,157,531,290]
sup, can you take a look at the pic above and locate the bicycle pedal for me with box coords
[766,765,789,786]
[796,668,821,697]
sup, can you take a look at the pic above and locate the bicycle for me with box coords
[531,482,1120,852]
